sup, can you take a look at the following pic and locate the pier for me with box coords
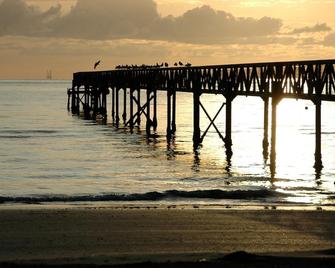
[68,59,335,174]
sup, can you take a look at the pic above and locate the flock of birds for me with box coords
[115,62,192,70]
[93,60,192,70]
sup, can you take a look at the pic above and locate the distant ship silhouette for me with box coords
[46,70,52,80]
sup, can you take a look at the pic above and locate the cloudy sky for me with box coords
[1,0,335,79]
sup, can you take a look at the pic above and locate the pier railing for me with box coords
[73,59,335,100]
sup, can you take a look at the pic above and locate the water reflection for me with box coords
[192,148,201,172]
[62,89,335,205]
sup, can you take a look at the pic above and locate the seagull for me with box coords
[94,60,101,69]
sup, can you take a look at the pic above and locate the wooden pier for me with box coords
[68,59,335,174]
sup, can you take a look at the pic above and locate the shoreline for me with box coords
[1,206,335,266]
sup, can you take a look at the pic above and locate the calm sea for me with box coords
[0,80,335,206]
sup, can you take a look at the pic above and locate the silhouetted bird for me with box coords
[179,61,183,66]
[94,60,101,69]
[165,63,169,67]
[174,62,178,66]
[185,63,192,67]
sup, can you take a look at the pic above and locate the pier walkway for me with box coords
[68,59,335,174]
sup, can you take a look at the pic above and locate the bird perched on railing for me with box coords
[179,61,183,66]
[185,63,192,67]
[165,62,169,67]
[94,60,101,69]
[174,62,178,66]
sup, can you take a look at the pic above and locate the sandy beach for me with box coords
[0,205,335,267]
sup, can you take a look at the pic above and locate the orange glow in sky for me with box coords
[0,0,335,79]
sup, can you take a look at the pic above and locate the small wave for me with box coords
[0,130,59,135]
[0,189,287,204]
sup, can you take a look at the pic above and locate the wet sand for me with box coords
[0,206,335,267]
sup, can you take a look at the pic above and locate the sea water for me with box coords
[0,80,335,206]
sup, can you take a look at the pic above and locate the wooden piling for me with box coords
[67,88,71,111]
[130,88,134,130]
[76,86,80,115]
[115,88,120,127]
[314,99,323,169]
[270,81,282,176]
[153,90,158,131]
[137,89,141,126]
[263,96,269,155]
[225,97,232,148]
[111,87,115,123]
[167,91,172,137]
[122,88,127,124]
[172,91,176,133]
[193,90,201,148]
[146,90,151,135]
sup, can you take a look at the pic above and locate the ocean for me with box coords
[0,80,335,207]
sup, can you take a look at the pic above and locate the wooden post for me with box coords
[153,90,158,131]
[122,88,127,124]
[225,97,232,148]
[193,90,201,148]
[67,88,71,111]
[172,91,176,133]
[137,89,141,126]
[314,99,323,170]
[83,86,89,118]
[263,96,269,157]
[111,87,115,123]
[130,88,134,130]
[115,88,120,127]
[146,89,151,135]
[76,86,80,115]
[270,81,282,177]
[166,91,172,137]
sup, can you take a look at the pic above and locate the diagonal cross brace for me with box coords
[199,101,226,143]
[125,95,154,126]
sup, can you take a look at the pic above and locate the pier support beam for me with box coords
[263,96,269,159]
[137,89,141,126]
[76,86,80,115]
[313,99,323,171]
[270,81,283,178]
[153,90,158,131]
[122,88,127,124]
[111,87,115,123]
[115,88,120,127]
[225,97,232,147]
[146,89,152,135]
[129,88,134,130]
[166,90,177,137]
[67,88,71,111]
[172,91,176,133]
[167,90,172,137]
[224,92,236,155]
[193,90,201,148]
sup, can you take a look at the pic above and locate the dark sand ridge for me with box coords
[0,206,335,266]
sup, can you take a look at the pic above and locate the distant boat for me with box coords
[46,70,52,80]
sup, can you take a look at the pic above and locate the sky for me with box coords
[1,0,335,79]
